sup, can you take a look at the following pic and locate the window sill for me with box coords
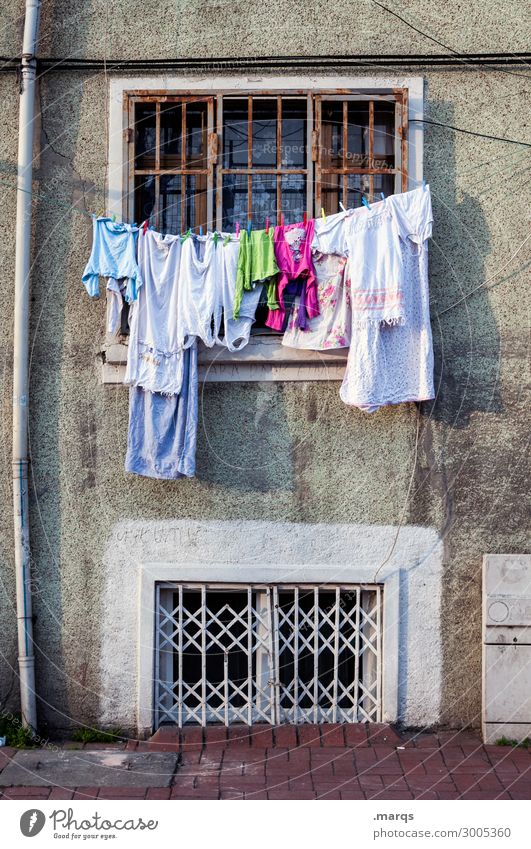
[101,336,347,384]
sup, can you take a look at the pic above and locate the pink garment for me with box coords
[266,219,318,331]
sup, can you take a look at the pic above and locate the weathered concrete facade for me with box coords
[0,2,529,734]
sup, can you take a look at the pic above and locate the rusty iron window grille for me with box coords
[126,90,408,234]
[155,583,383,728]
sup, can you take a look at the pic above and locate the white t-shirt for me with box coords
[214,235,262,352]
[178,235,219,349]
[125,229,184,396]
[312,200,409,327]
[179,233,262,352]
[340,186,434,411]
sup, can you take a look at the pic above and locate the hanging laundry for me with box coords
[317,201,406,328]
[125,341,198,479]
[283,253,350,349]
[215,234,263,351]
[125,228,184,396]
[82,216,142,313]
[177,234,220,348]
[266,219,319,332]
[339,186,435,411]
[233,228,279,320]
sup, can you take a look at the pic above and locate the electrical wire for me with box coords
[367,0,531,79]
[411,119,531,148]
[1,52,531,73]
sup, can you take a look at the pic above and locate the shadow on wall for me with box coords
[422,106,503,428]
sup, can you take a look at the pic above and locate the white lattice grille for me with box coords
[155,583,382,727]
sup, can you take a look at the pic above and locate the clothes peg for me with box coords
[142,220,149,235]
[199,224,203,236]
[422,179,427,190]
[181,228,192,244]
[303,211,307,225]
[247,220,252,237]
[362,196,371,210]
[235,221,240,237]
[339,202,346,213]
[213,232,219,247]
[380,192,385,201]
[265,216,270,234]
[281,213,285,226]
[321,208,326,222]
[223,234,231,247]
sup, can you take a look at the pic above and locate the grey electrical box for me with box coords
[482,554,531,744]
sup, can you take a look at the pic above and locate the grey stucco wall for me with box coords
[0,1,529,733]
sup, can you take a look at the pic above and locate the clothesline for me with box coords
[82,184,436,481]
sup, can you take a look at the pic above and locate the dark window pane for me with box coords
[373,173,396,199]
[321,173,340,216]
[185,174,207,232]
[223,99,248,168]
[251,174,277,229]
[281,99,306,167]
[373,102,395,169]
[347,103,369,167]
[347,173,370,208]
[186,101,208,169]
[135,175,156,224]
[346,174,361,208]
[320,101,343,169]
[159,175,181,234]
[134,104,156,169]
[252,98,277,168]
[280,174,305,223]
[222,173,248,231]
[160,104,182,169]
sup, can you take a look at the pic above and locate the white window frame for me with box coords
[103,75,424,384]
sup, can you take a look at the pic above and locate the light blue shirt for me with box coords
[125,342,198,480]
[82,216,142,302]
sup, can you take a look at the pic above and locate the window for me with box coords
[102,80,417,383]
[155,582,382,727]
[126,90,408,231]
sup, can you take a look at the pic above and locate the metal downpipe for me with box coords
[12,0,41,734]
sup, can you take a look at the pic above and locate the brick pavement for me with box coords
[1,724,530,800]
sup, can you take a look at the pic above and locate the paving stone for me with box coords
[203,727,227,747]
[274,726,297,747]
[297,726,322,747]
[250,726,274,748]
[344,725,369,747]
[72,787,100,799]
[146,787,172,799]
[0,748,17,771]
[321,724,345,746]
[98,787,147,799]
[414,734,440,748]
[367,724,402,745]
[227,727,250,747]
[48,788,75,799]
[269,789,315,800]
[0,749,178,788]
[2,788,51,800]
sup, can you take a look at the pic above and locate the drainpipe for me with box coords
[12,0,41,734]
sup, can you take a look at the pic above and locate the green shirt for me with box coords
[233,229,279,320]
